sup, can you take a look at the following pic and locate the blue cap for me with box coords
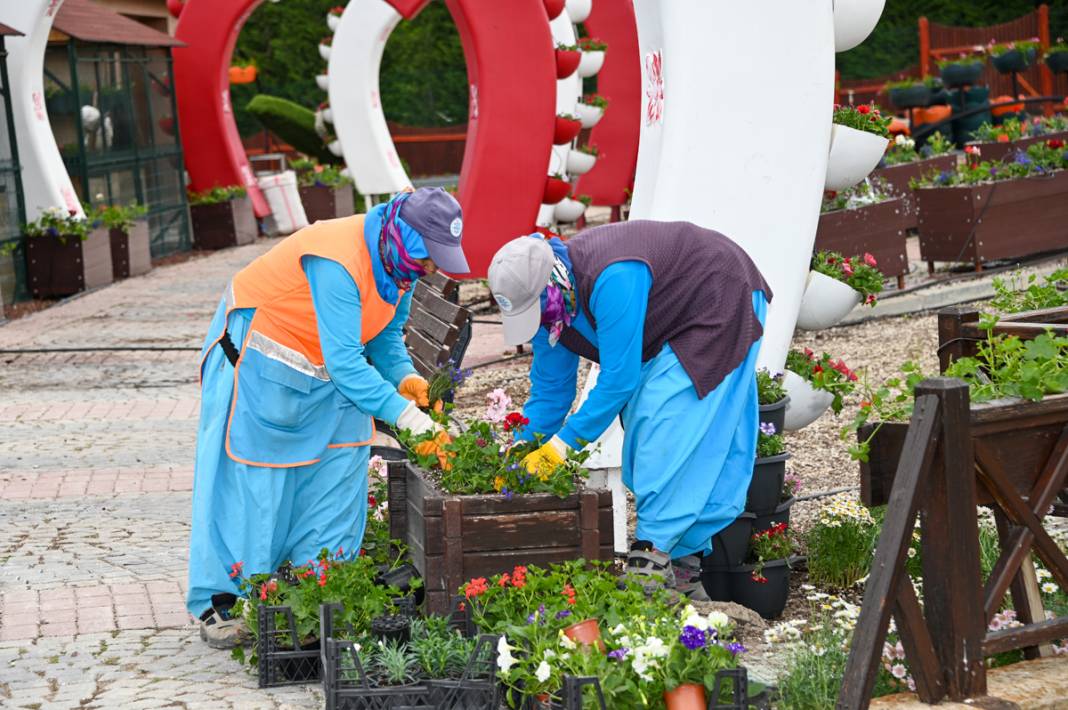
[399,187,469,273]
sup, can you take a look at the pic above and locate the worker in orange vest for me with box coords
[187,188,468,648]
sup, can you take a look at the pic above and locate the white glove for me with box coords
[395,401,437,437]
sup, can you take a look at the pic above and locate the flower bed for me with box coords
[965,116,1068,162]
[188,186,257,250]
[86,203,150,280]
[874,133,957,223]
[24,208,114,298]
[291,158,356,222]
[817,192,910,284]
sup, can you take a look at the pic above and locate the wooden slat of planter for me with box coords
[983,615,1068,656]
[127,222,152,277]
[816,199,912,279]
[405,328,450,369]
[82,228,114,290]
[458,489,610,516]
[407,307,460,349]
[387,460,408,540]
[412,280,466,325]
[404,465,444,516]
[419,502,613,555]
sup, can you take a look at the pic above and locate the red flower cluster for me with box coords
[752,521,789,542]
[562,583,577,606]
[750,573,769,584]
[464,577,489,599]
[1048,139,1066,150]
[229,561,244,579]
[830,358,858,382]
[318,572,328,587]
[497,565,529,589]
[502,412,530,432]
[368,493,377,508]
[259,579,278,600]
[863,252,878,267]
[857,104,871,115]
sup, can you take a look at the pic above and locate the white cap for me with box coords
[487,236,555,345]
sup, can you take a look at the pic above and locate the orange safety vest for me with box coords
[208,215,398,467]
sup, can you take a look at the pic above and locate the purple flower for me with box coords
[607,647,629,660]
[679,625,706,651]
[989,167,998,177]
[507,463,520,471]
[501,487,512,500]
[936,170,952,185]
[527,604,547,625]
[555,609,572,620]
[46,226,59,237]
[1014,152,1032,166]
[726,642,746,655]
[758,422,777,436]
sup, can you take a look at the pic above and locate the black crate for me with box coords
[257,605,324,687]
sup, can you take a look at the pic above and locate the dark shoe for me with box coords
[626,541,676,594]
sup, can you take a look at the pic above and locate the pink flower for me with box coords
[484,388,512,423]
[863,252,877,267]
[842,261,854,277]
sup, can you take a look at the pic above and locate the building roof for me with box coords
[53,0,184,47]
[0,22,25,37]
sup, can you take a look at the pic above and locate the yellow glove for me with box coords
[521,436,569,480]
[398,374,430,408]
[414,430,455,471]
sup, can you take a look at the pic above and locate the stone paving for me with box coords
[1,238,324,707]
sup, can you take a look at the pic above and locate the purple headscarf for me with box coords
[378,192,426,291]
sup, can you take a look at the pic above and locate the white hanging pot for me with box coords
[536,203,557,228]
[318,44,332,61]
[825,124,888,191]
[575,102,605,129]
[833,0,887,53]
[555,198,587,223]
[783,370,835,431]
[327,139,343,157]
[795,270,862,330]
[326,14,341,31]
[566,0,592,23]
[577,50,605,78]
[316,74,329,91]
[320,108,334,124]
[566,150,597,175]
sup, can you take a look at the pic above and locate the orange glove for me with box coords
[414,430,455,471]
[398,375,430,408]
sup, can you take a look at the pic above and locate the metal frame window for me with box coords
[0,34,28,304]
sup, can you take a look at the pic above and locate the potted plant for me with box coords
[966,116,1068,162]
[23,207,114,299]
[703,512,757,576]
[577,37,607,79]
[654,615,739,710]
[188,185,257,250]
[566,144,598,175]
[938,53,986,88]
[817,179,910,285]
[565,0,592,24]
[1046,38,1068,74]
[826,104,891,191]
[575,93,608,129]
[318,35,332,61]
[291,157,356,221]
[553,113,582,145]
[757,368,789,431]
[727,523,798,619]
[326,5,344,31]
[87,202,150,280]
[746,423,789,516]
[554,195,587,223]
[316,73,329,91]
[988,39,1039,73]
[543,0,566,21]
[886,78,931,109]
[755,471,800,532]
[555,43,581,80]
[783,348,857,431]
[543,173,571,205]
[797,250,883,330]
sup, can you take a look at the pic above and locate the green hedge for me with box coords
[245,95,338,164]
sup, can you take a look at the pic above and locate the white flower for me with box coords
[642,636,668,658]
[891,664,908,680]
[1042,582,1058,594]
[543,649,556,660]
[1036,568,1052,581]
[682,609,709,631]
[496,636,516,672]
[611,623,627,635]
[535,660,551,683]
[559,631,577,650]
[706,611,731,632]
[368,455,386,479]
[895,134,907,146]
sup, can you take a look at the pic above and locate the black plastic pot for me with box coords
[726,557,797,619]
[889,85,931,109]
[752,496,794,533]
[369,445,407,461]
[375,563,425,606]
[992,47,1036,73]
[940,62,984,88]
[704,512,756,569]
[370,613,411,645]
[758,396,789,434]
[745,453,790,516]
[1047,50,1068,74]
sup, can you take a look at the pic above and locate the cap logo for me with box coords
[449,217,463,237]
[494,294,513,312]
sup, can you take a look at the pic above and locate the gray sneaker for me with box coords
[626,544,676,594]
[672,555,710,601]
[199,608,249,650]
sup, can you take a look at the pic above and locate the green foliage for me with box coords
[408,616,477,679]
[990,269,1068,313]
[246,95,336,164]
[289,157,352,188]
[806,495,880,589]
[756,427,785,458]
[945,326,1068,403]
[833,104,892,137]
[575,143,600,156]
[582,94,609,109]
[24,207,90,242]
[785,349,858,414]
[577,37,608,51]
[756,368,787,405]
[936,53,986,69]
[85,203,146,235]
[746,523,796,582]
[187,185,247,206]
[988,39,1039,57]
[811,250,885,306]
[913,139,1068,188]
[840,361,928,462]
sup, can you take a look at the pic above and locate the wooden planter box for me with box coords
[387,460,614,614]
[873,154,959,223]
[816,198,911,284]
[190,196,257,250]
[965,130,1068,163]
[299,184,355,223]
[25,228,114,299]
[860,393,1068,510]
[916,170,1068,270]
[0,251,18,305]
[109,221,152,279]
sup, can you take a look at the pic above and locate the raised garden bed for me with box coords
[109,220,152,279]
[816,198,911,286]
[299,184,355,223]
[965,130,1068,163]
[25,228,114,298]
[190,196,257,250]
[387,460,614,614]
[915,170,1068,271]
[872,154,958,221]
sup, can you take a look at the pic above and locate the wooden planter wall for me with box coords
[816,197,911,287]
[25,228,114,299]
[109,221,152,279]
[966,129,1068,163]
[190,196,257,250]
[299,185,355,223]
[873,154,959,225]
[916,170,1068,271]
[388,461,614,614]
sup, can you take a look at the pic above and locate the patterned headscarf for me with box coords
[378,192,426,291]
[540,255,576,347]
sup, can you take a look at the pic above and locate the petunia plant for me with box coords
[747,522,797,583]
[785,348,858,414]
[821,177,894,213]
[811,250,884,306]
[24,206,91,243]
[757,423,785,458]
[833,103,892,138]
[756,368,787,405]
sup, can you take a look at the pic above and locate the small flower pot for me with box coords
[746,453,791,516]
[577,50,605,79]
[320,107,334,124]
[25,228,114,299]
[371,613,411,645]
[888,85,931,109]
[318,43,331,62]
[316,74,329,91]
[664,683,706,710]
[992,48,1036,74]
[554,197,586,223]
[575,102,604,129]
[940,62,984,89]
[759,395,789,433]
[1047,50,1068,74]
[565,0,592,24]
[543,0,566,21]
[704,512,756,570]
[543,176,571,205]
[832,0,886,53]
[375,563,425,606]
[753,496,794,533]
[556,49,581,80]
[566,150,597,176]
[727,557,796,619]
[795,270,862,330]
[782,370,834,431]
[190,197,257,250]
[327,139,343,157]
[563,618,605,652]
[825,124,889,191]
[553,115,582,145]
[326,13,340,31]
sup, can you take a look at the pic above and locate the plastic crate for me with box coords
[257,605,323,687]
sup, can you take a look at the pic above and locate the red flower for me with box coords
[803,347,814,359]
[259,584,268,601]
[464,577,489,599]
[562,583,577,605]
[996,134,1010,143]
[498,573,511,588]
[842,261,855,277]
[458,602,466,612]
[863,252,877,267]
[337,546,344,557]
[502,412,530,432]
[511,565,528,589]
[860,400,872,410]
[865,294,876,306]
[857,104,871,115]
[229,561,244,579]
[813,365,824,374]
[368,493,377,508]
[751,573,768,584]
[318,572,328,587]
[359,548,366,556]
[1047,139,1065,150]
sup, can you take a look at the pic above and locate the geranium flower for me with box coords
[229,561,244,579]
[562,583,577,605]
[1048,138,1065,150]
[464,577,489,599]
[318,572,328,587]
[857,104,871,115]
[259,584,268,601]
[502,412,529,432]
[512,565,527,588]
[863,252,877,267]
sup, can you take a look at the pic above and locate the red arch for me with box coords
[575,0,640,207]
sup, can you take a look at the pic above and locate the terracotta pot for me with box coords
[555,49,581,80]
[543,176,571,205]
[563,618,606,652]
[543,0,566,21]
[664,683,706,710]
[553,115,582,145]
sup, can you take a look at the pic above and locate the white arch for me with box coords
[327,0,413,195]
[6,0,84,219]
